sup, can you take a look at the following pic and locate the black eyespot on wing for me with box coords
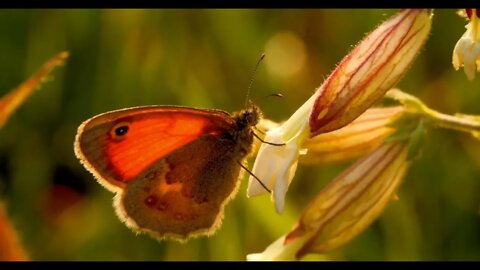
[115,126,129,136]
[110,122,130,141]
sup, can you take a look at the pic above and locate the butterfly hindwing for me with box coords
[117,133,244,240]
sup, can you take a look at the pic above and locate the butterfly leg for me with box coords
[236,161,271,194]
[252,132,286,146]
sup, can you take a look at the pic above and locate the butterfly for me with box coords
[74,103,264,241]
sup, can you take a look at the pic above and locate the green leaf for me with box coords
[385,114,419,143]
[407,120,425,160]
[385,128,413,142]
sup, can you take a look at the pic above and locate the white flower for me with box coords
[452,9,480,80]
[247,94,314,213]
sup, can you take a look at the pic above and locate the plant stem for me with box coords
[425,108,480,134]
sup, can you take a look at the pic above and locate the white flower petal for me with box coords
[452,37,467,70]
[452,18,480,80]
[246,233,312,261]
[272,145,299,213]
[247,94,313,212]
[247,129,285,197]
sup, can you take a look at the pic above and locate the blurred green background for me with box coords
[0,9,479,261]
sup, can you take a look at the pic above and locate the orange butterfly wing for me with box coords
[74,105,251,240]
[75,106,235,190]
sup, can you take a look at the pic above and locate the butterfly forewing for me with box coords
[75,106,235,190]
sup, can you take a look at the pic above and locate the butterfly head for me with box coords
[233,102,262,131]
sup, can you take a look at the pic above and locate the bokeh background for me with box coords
[0,9,479,261]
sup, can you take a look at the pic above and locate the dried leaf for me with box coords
[0,51,69,129]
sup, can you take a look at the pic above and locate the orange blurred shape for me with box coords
[0,203,28,261]
[0,51,68,129]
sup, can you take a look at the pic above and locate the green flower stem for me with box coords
[386,88,480,136]
[426,109,480,134]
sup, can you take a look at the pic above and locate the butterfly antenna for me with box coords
[251,92,284,107]
[245,53,266,108]
[236,161,271,194]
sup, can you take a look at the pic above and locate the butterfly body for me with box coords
[74,104,262,240]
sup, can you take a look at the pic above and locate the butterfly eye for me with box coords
[110,122,130,141]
